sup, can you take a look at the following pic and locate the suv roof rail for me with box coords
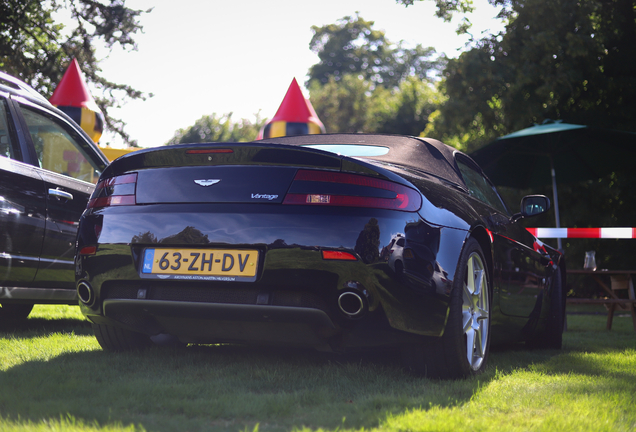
[0,71,52,105]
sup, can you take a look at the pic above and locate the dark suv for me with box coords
[0,71,108,321]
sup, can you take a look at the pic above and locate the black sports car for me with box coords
[75,134,565,379]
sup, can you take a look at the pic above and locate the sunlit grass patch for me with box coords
[0,305,96,371]
[28,304,87,321]
[1,306,635,431]
[0,414,143,432]
[383,358,636,432]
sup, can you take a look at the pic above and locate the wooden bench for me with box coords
[566,271,636,331]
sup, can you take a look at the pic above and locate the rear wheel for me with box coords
[92,323,153,352]
[404,238,491,379]
[0,303,34,321]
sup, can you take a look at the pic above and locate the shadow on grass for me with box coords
[0,328,488,432]
[0,315,92,336]
[2,313,634,432]
[0,346,442,431]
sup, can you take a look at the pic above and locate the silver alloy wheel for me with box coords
[462,251,489,371]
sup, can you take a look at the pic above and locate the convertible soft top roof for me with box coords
[258,133,465,185]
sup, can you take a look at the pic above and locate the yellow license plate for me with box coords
[142,248,258,279]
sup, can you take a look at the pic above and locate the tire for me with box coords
[403,238,491,379]
[0,303,34,321]
[527,271,564,349]
[92,322,153,352]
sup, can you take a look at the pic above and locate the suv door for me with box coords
[16,101,105,289]
[0,94,47,288]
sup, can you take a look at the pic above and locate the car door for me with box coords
[15,100,106,289]
[0,94,47,287]
[456,156,549,318]
[494,221,550,318]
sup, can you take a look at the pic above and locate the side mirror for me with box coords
[512,195,550,222]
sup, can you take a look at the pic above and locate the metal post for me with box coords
[550,158,563,251]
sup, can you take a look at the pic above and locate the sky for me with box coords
[92,0,505,148]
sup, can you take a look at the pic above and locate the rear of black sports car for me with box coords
[75,134,563,378]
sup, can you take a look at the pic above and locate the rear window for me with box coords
[301,144,389,157]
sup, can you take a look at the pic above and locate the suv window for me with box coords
[457,158,509,214]
[19,105,102,184]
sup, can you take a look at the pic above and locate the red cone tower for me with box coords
[50,58,104,143]
[258,78,325,139]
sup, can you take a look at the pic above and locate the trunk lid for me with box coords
[95,142,421,210]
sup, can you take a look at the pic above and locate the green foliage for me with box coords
[375,76,445,136]
[0,0,150,145]
[308,13,442,89]
[306,13,447,136]
[431,0,636,141]
[414,0,636,262]
[166,112,266,145]
[309,74,444,136]
[397,0,477,36]
[1,306,636,431]
[397,0,476,23]
[427,46,510,151]
[396,0,477,35]
[308,75,375,133]
[0,1,62,90]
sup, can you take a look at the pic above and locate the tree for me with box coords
[417,0,636,149]
[309,73,444,136]
[307,13,446,136]
[166,112,265,145]
[308,13,442,89]
[308,75,376,133]
[375,76,444,136]
[0,0,150,145]
[403,0,636,274]
[423,45,509,152]
[397,0,476,22]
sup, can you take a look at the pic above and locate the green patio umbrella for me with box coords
[470,120,636,248]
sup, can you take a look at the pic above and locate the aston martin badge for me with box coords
[194,179,221,186]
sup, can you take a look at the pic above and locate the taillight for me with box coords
[322,250,357,261]
[283,170,422,211]
[88,173,137,209]
[78,245,97,256]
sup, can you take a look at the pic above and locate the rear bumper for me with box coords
[77,203,462,348]
[96,299,337,350]
[84,297,426,351]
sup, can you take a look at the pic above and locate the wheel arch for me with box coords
[467,226,495,293]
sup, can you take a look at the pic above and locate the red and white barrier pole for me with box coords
[527,228,636,239]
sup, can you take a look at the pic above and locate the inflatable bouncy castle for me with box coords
[258,78,325,139]
[49,58,104,143]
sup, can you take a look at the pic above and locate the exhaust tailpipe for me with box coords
[77,281,94,305]
[338,291,366,318]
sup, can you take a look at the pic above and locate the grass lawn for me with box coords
[1,304,635,432]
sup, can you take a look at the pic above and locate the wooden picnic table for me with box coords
[566,269,636,331]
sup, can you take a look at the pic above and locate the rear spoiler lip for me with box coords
[102,142,339,177]
[99,142,414,188]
